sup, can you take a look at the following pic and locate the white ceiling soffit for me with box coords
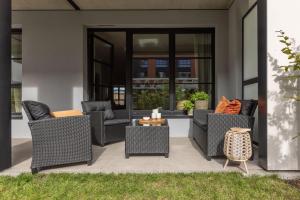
[74,0,234,10]
[12,0,235,10]
[12,0,73,10]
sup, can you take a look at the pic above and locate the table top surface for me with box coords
[130,119,169,127]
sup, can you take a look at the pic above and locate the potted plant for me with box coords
[190,91,209,110]
[176,86,188,110]
[183,100,194,116]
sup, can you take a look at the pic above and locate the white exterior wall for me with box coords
[266,0,300,170]
[12,10,230,138]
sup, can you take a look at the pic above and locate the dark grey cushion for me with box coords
[103,101,114,120]
[239,100,258,116]
[104,109,114,120]
[81,101,114,120]
[104,119,131,126]
[81,101,109,112]
[23,101,52,120]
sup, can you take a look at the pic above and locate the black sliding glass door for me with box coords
[175,33,214,109]
[132,33,170,110]
[90,35,113,101]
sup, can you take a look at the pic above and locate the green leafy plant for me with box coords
[190,91,209,103]
[276,30,300,101]
[176,86,186,101]
[136,85,169,110]
[183,100,194,111]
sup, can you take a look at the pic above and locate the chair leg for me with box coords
[242,161,249,174]
[223,159,229,169]
[87,160,93,166]
[31,167,40,174]
[99,143,105,147]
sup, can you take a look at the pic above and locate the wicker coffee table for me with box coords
[125,119,169,158]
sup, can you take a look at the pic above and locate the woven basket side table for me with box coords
[223,127,252,173]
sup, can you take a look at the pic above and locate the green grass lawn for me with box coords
[0,173,299,200]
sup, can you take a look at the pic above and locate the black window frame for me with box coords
[242,2,258,99]
[88,32,114,103]
[87,28,215,117]
[11,28,22,120]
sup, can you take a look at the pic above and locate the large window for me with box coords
[87,29,215,113]
[132,34,170,110]
[90,34,113,101]
[11,29,22,118]
[175,33,214,109]
[131,30,215,111]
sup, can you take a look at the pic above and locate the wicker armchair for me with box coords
[22,101,93,173]
[81,101,130,146]
[193,101,257,161]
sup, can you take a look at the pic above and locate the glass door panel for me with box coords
[92,35,113,101]
[132,34,169,110]
[175,33,214,109]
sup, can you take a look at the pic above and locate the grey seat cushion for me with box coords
[104,119,131,126]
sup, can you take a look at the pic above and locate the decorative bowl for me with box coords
[143,117,150,121]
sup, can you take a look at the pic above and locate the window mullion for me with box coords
[169,33,176,110]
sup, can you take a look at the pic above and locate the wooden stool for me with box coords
[223,127,252,174]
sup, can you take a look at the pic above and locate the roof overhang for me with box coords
[12,0,235,11]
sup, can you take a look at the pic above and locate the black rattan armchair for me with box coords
[193,100,257,161]
[22,101,93,173]
[81,101,130,146]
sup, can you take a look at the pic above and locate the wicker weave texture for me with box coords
[28,116,92,169]
[125,125,169,156]
[224,129,252,161]
[207,113,253,157]
[193,109,255,158]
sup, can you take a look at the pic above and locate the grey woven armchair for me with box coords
[81,101,130,146]
[22,101,93,173]
[193,100,257,161]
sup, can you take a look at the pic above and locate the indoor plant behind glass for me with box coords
[190,91,209,110]
[183,100,194,116]
[176,86,188,110]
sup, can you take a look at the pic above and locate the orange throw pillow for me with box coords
[215,96,230,113]
[224,99,241,114]
[51,110,83,118]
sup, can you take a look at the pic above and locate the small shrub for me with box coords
[190,91,209,103]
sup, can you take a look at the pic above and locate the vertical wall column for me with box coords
[0,0,11,170]
[257,0,268,170]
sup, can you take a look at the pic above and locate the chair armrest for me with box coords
[28,115,91,144]
[83,111,105,144]
[113,109,129,119]
[84,111,105,128]
[193,109,214,122]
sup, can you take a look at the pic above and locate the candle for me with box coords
[156,113,161,119]
[151,112,157,119]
